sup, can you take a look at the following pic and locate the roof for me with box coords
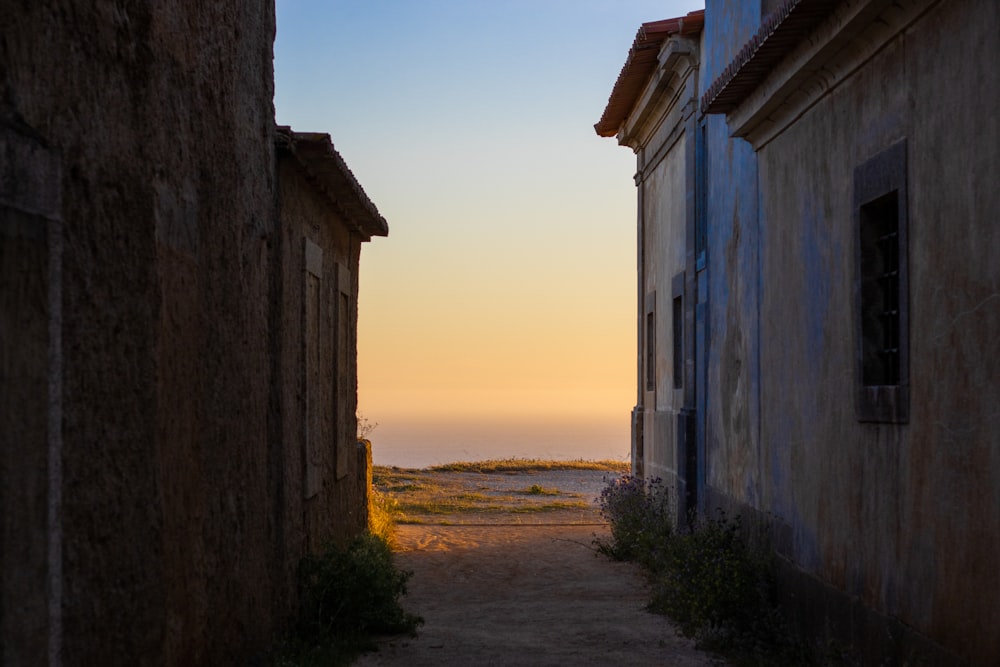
[701,0,840,114]
[275,125,389,239]
[594,10,705,138]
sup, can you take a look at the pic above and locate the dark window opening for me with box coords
[646,311,656,392]
[695,122,708,264]
[853,140,908,423]
[672,295,683,389]
[860,192,900,386]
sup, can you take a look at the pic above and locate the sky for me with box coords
[274,1,704,465]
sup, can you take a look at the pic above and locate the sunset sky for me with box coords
[274,0,704,465]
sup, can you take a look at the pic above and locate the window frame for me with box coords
[853,140,909,423]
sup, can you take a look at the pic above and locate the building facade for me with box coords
[598,0,999,663]
[1,4,386,663]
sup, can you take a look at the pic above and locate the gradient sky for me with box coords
[274,1,704,462]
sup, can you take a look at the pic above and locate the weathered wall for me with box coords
[641,145,687,486]
[700,0,763,511]
[0,122,61,664]
[755,0,1000,661]
[1,2,279,663]
[273,154,368,608]
[625,33,702,519]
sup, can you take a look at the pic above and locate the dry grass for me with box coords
[372,458,623,525]
[425,458,630,474]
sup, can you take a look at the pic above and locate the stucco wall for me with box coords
[699,1,764,510]
[2,2,280,663]
[0,127,60,663]
[627,35,702,516]
[275,155,368,586]
[641,145,687,486]
[755,0,999,661]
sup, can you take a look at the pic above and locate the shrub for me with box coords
[649,511,773,640]
[594,474,673,562]
[595,474,808,663]
[279,533,423,665]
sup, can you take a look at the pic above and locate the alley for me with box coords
[354,522,724,666]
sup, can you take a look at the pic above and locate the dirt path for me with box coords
[356,470,726,666]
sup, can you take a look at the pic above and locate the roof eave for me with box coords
[700,0,840,115]
[275,125,389,240]
[595,10,704,139]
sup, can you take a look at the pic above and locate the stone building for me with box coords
[598,0,999,663]
[1,3,385,663]
[272,126,388,594]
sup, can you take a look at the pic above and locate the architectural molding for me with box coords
[619,36,700,152]
[725,0,938,150]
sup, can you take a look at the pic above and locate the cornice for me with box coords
[726,0,938,150]
[619,36,700,152]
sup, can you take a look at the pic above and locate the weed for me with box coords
[367,485,398,546]
[593,474,673,562]
[356,413,378,440]
[595,474,812,664]
[649,511,773,640]
[525,484,558,495]
[277,533,423,665]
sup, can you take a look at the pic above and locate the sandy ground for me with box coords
[356,470,726,666]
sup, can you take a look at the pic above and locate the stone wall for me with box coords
[1,2,293,663]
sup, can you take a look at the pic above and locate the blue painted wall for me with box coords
[697,0,763,510]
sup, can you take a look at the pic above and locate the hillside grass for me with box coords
[372,458,626,525]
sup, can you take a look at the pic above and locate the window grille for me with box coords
[853,140,908,423]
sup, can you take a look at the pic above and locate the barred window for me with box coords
[854,141,909,423]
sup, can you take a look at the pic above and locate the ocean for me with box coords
[367,415,631,469]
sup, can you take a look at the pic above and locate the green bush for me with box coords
[596,474,811,664]
[594,474,673,562]
[278,533,423,665]
[648,511,775,641]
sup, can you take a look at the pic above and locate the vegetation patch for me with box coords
[509,501,590,513]
[425,458,629,474]
[595,474,819,665]
[276,533,422,666]
[373,459,613,524]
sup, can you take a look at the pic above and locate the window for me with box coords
[854,141,908,423]
[645,292,656,392]
[672,272,685,390]
[860,193,900,385]
[695,121,708,267]
[646,311,656,392]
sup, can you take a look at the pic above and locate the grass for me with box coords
[373,457,618,524]
[425,458,630,474]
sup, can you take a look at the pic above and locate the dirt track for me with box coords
[356,470,725,666]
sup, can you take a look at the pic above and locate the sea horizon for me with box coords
[367,414,631,469]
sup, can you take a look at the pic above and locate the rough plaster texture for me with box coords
[754,1,1000,661]
[626,35,701,521]
[696,0,765,512]
[0,127,59,663]
[273,154,369,612]
[0,2,376,664]
[618,0,998,663]
[4,2,278,661]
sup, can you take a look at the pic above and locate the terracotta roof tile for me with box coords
[595,10,705,138]
[275,125,388,239]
